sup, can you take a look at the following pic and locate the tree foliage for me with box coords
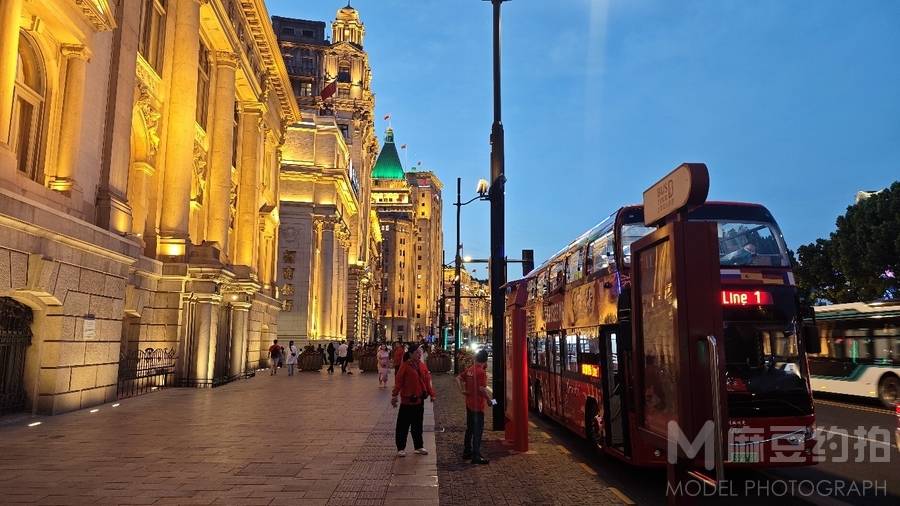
[795,181,900,303]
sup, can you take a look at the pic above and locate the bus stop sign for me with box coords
[643,163,709,225]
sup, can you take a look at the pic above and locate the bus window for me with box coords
[552,335,561,373]
[621,224,657,265]
[715,221,790,267]
[527,337,536,365]
[527,279,536,301]
[537,338,547,367]
[565,333,578,373]
[550,262,565,291]
[538,271,548,297]
[567,249,584,283]
[590,232,615,273]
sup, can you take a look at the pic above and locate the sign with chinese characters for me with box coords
[642,163,709,225]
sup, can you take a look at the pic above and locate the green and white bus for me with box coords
[809,301,900,408]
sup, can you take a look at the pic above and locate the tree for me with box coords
[794,239,853,303]
[832,181,900,301]
[795,181,900,303]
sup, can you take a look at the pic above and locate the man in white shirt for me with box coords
[337,340,349,374]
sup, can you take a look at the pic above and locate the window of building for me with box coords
[281,27,294,36]
[196,42,211,128]
[12,32,46,183]
[302,29,314,38]
[338,123,350,142]
[338,86,350,99]
[293,80,313,97]
[338,65,351,83]
[139,0,167,72]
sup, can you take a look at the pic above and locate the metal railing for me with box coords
[117,348,176,400]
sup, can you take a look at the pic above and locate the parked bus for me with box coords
[512,202,818,467]
[808,301,900,408]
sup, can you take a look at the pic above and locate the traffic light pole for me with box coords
[489,0,507,431]
[454,177,463,374]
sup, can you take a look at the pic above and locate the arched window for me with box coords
[12,32,46,183]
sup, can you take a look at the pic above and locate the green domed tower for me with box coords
[371,128,404,180]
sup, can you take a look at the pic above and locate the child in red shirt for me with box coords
[456,349,494,464]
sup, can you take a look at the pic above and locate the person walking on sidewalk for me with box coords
[377,344,391,388]
[317,344,325,366]
[337,340,349,374]
[268,339,284,376]
[346,341,355,375]
[392,341,405,375]
[456,349,495,464]
[326,342,336,374]
[391,344,436,457]
[286,340,299,376]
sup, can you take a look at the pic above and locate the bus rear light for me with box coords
[721,289,773,306]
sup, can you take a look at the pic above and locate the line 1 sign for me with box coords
[642,163,709,225]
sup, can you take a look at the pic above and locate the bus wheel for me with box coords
[878,374,899,409]
[585,402,603,450]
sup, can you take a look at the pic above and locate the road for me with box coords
[529,396,898,505]
[483,361,897,505]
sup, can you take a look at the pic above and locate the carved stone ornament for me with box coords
[136,83,161,160]
[191,142,208,205]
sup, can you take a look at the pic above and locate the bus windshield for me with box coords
[724,321,813,417]
[715,221,790,267]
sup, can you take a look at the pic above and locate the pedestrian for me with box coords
[326,342,336,374]
[391,344,436,457]
[337,340,349,374]
[392,341,405,375]
[285,340,299,376]
[456,349,494,464]
[317,344,325,365]
[268,339,283,376]
[377,344,391,388]
[346,341,355,375]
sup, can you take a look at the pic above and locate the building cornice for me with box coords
[71,0,117,32]
[239,0,301,123]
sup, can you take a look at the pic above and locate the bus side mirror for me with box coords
[802,324,821,354]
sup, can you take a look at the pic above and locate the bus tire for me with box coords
[585,400,602,450]
[877,374,899,409]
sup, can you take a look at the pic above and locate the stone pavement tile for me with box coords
[0,369,443,506]
[431,373,626,506]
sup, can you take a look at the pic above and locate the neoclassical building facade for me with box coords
[274,5,381,344]
[0,0,297,415]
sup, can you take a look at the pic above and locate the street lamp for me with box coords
[454,177,490,374]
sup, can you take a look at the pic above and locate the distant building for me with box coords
[372,129,443,342]
[855,190,883,204]
[443,267,491,344]
[274,4,381,343]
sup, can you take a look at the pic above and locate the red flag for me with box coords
[321,79,337,100]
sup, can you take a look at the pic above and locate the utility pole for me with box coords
[454,177,463,374]
[488,0,507,431]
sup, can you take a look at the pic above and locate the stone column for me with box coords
[49,45,90,193]
[191,295,219,385]
[320,221,336,338]
[206,51,238,254]
[0,0,21,150]
[97,0,142,234]
[229,300,251,377]
[129,161,154,238]
[158,0,201,257]
[235,104,263,269]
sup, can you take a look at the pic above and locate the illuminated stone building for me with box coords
[407,171,443,339]
[274,4,381,344]
[0,0,297,414]
[443,267,491,343]
[372,129,443,342]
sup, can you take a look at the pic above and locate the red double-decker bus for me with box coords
[510,202,818,467]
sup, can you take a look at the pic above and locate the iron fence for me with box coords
[117,348,176,399]
[0,297,32,415]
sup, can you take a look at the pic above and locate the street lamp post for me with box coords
[453,177,489,374]
[488,0,508,431]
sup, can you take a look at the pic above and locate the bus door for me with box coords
[600,325,629,453]
[548,331,563,417]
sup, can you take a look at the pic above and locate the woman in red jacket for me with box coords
[391,344,436,457]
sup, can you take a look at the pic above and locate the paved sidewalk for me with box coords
[431,374,628,506]
[0,366,438,505]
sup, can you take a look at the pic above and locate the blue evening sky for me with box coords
[267,0,900,273]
